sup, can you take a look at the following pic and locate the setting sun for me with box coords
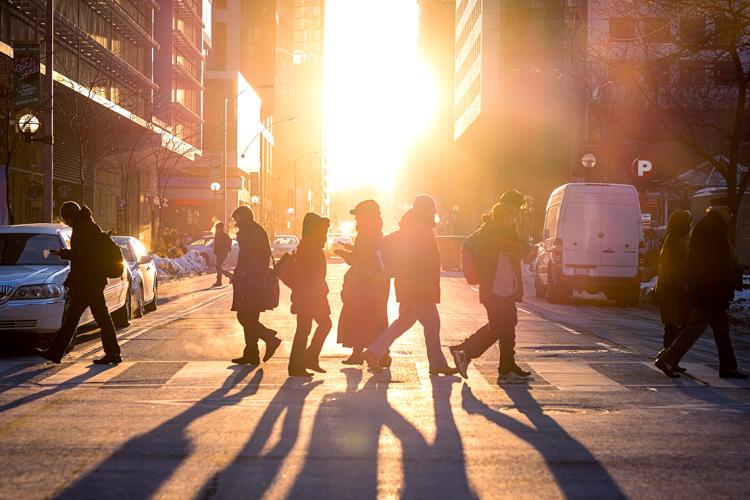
[323,0,439,193]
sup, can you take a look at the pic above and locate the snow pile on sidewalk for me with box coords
[151,250,206,281]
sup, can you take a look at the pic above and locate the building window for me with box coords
[644,18,671,43]
[679,61,705,86]
[609,60,637,85]
[609,17,636,41]
[679,17,705,45]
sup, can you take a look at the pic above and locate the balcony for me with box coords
[173,28,202,59]
[83,0,159,49]
[175,0,202,26]
[173,58,203,90]
[169,100,203,124]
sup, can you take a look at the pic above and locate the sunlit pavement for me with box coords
[1,264,749,499]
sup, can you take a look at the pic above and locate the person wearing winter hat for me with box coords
[288,212,332,377]
[37,201,122,365]
[362,194,458,376]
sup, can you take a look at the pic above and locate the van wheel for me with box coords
[112,289,132,328]
[548,284,570,304]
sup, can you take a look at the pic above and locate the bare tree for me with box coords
[0,56,24,224]
[588,0,750,232]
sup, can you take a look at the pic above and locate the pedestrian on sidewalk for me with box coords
[37,202,122,365]
[655,209,692,372]
[229,206,281,366]
[362,195,458,376]
[288,213,333,377]
[655,204,747,379]
[336,200,390,366]
[449,190,532,383]
[212,221,232,287]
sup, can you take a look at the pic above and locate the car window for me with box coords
[273,237,297,245]
[116,241,135,263]
[133,239,148,258]
[0,234,66,265]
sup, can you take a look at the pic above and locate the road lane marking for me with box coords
[72,289,232,359]
[527,361,627,392]
[37,362,136,385]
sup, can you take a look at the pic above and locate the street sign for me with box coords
[631,158,653,178]
[12,41,41,111]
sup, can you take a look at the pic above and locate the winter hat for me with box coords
[499,190,526,210]
[301,212,330,239]
[350,199,381,217]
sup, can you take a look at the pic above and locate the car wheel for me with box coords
[201,252,210,267]
[145,281,158,312]
[132,284,145,318]
[113,289,131,328]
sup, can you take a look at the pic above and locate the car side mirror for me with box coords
[138,255,153,265]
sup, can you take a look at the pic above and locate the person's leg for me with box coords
[289,315,313,374]
[88,287,121,359]
[415,303,449,371]
[236,310,260,362]
[366,303,418,359]
[307,313,332,363]
[47,289,89,358]
[462,303,502,360]
[497,301,519,374]
[708,309,738,374]
[663,323,681,349]
[215,255,225,284]
[658,307,712,369]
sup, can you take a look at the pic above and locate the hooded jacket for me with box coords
[58,205,108,289]
[290,213,330,316]
[474,219,529,304]
[686,211,735,309]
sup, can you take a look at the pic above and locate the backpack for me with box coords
[461,233,481,285]
[99,231,125,279]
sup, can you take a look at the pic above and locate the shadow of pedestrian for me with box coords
[58,365,263,499]
[461,384,626,499]
[198,377,323,498]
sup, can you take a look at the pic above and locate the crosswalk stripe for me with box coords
[165,361,240,385]
[680,363,750,388]
[37,362,136,386]
[527,361,627,392]
[0,359,36,376]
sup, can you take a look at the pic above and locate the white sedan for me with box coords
[113,236,158,318]
[187,236,239,270]
[0,224,131,339]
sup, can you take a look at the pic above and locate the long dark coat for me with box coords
[231,221,275,312]
[337,229,389,349]
[657,232,690,325]
[686,211,735,310]
[58,205,108,289]
[474,220,529,305]
[290,240,330,317]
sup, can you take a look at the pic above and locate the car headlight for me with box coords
[10,284,63,300]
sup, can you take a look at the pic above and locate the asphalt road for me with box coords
[0,263,749,499]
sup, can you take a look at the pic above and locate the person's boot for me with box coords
[35,348,63,364]
[342,350,364,365]
[306,354,327,373]
[379,352,392,368]
[719,369,749,379]
[448,345,469,379]
[93,354,122,365]
[361,350,383,373]
[429,365,460,376]
[263,336,282,362]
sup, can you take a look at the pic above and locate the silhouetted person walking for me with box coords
[656,210,692,372]
[449,191,531,382]
[336,200,390,366]
[230,206,281,365]
[656,205,747,379]
[213,221,232,287]
[363,195,457,376]
[37,202,121,364]
[288,213,332,377]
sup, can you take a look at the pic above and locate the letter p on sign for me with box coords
[631,158,653,178]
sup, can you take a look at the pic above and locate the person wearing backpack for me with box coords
[288,213,332,377]
[212,221,232,287]
[37,202,122,364]
[449,190,531,382]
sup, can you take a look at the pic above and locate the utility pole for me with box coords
[42,0,54,222]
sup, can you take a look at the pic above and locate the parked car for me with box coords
[436,235,465,271]
[113,236,158,318]
[325,234,353,258]
[187,236,239,269]
[271,235,299,259]
[0,224,131,339]
[533,183,644,306]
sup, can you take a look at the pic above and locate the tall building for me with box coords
[272,0,326,235]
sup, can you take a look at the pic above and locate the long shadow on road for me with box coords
[461,384,626,499]
[58,365,263,499]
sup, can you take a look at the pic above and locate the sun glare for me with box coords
[323,0,438,193]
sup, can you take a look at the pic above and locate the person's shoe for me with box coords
[361,350,383,373]
[673,364,687,373]
[449,346,469,379]
[506,363,532,378]
[342,352,363,365]
[654,358,679,378]
[288,369,314,378]
[232,356,260,365]
[306,360,327,373]
[93,355,122,365]
[430,366,460,376]
[497,372,530,384]
[719,369,749,379]
[35,348,62,364]
[379,352,392,368]
[263,336,282,362]
[213,281,222,287]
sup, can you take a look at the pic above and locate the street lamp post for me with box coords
[278,151,323,232]
[222,90,248,226]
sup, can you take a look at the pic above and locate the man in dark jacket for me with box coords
[656,205,747,379]
[213,221,232,286]
[449,190,531,382]
[37,202,122,364]
[362,195,457,376]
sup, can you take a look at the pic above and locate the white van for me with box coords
[533,183,644,305]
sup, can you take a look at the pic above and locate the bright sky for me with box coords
[323,0,438,193]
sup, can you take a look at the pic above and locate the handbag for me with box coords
[254,269,280,310]
[274,251,299,288]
